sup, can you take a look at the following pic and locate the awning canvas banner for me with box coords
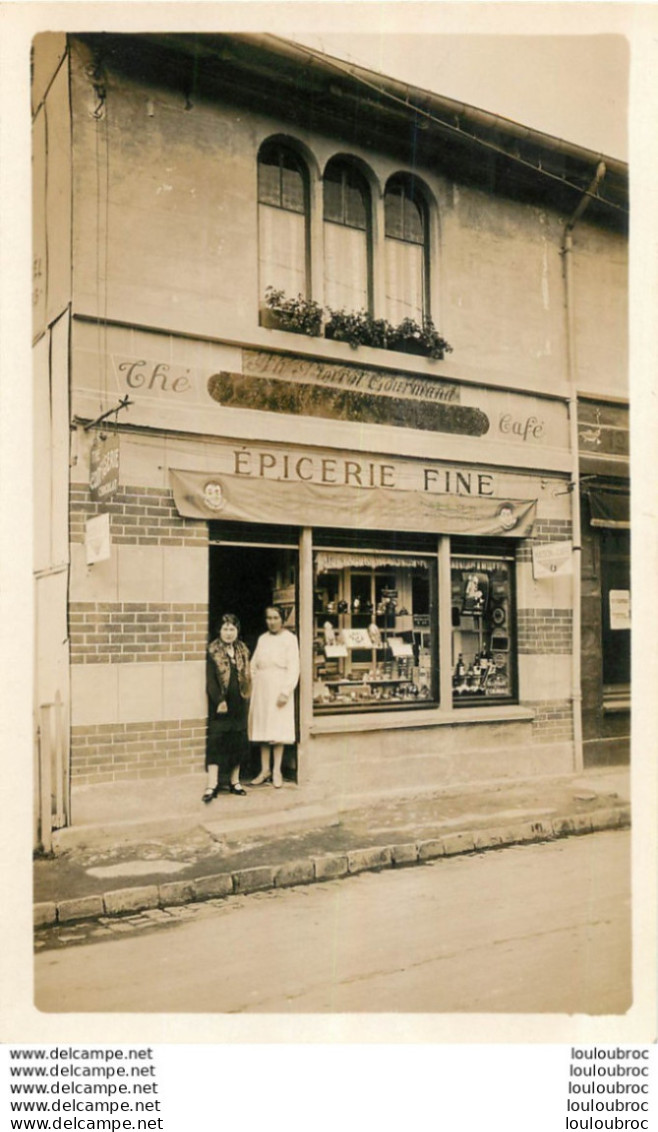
[169,469,537,538]
[586,486,630,529]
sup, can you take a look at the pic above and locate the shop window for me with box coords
[384,175,429,325]
[323,159,371,312]
[313,549,438,713]
[258,141,309,300]
[451,552,517,704]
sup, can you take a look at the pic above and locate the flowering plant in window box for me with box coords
[326,309,452,360]
[261,289,453,360]
[261,287,324,337]
[324,308,393,350]
[387,317,453,361]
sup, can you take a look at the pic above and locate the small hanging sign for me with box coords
[89,431,119,503]
[532,541,573,579]
[85,512,111,565]
[609,589,631,630]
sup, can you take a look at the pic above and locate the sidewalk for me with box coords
[34,766,630,932]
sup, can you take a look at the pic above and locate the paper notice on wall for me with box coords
[532,541,573,579]
[85,512,111,565]
[609,589,631,630]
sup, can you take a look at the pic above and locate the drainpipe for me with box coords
[561,160,606,773]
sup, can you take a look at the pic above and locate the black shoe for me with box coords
[202,787,218,803]
[229,783,247,796]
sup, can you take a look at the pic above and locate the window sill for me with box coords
[254,323,450,377]
[309,704,535,735]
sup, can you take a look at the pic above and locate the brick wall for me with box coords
[69,602,208,664]
[517,608,573,654]
[527,700,573,744]
[70,485,207,547]
[517,519,572,562]
[69,480,209,784]
[70,720,206,785]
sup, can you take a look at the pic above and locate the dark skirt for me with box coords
[205,721,249,773]
[205,662,250,774]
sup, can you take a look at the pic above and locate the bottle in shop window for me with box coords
[453,653,466,691]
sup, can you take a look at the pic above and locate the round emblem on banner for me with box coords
[202,480,225,512]
[497,502,517,531]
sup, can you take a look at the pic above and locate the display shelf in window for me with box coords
[313,551,438,713]
[451,554,516,705]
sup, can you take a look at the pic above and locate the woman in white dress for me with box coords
[249,605,300,788]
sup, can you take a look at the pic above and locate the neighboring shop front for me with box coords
[578,398,630,767]
[69,321,576,794]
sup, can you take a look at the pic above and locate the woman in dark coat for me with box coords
[203,613,251,802]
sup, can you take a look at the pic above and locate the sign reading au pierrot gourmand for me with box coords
[105,347,569,451]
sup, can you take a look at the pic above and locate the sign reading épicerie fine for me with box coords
[89,432,119,503]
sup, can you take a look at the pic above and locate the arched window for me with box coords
[384,176,429,325]
[258,141,309,300]
[323,159,371,312]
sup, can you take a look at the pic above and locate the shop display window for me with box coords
[451,553,516,705]
[313,550,438,713]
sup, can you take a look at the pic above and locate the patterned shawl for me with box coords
[208,638,251,701]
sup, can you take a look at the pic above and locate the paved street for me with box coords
[35,830,630,1015]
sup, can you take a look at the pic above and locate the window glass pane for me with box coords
[259,204,307,298]
[281,166,305,213]
[324,223,369,311]
[259,145,306,213]
[258,161,281,207]
[451,554,516,704]
[344,181,367,230]
[324,164,367,229]
[385,239,424,324]
[313,551,438,713]
[323,176,343,223]
[385,189,405,240]
[404,197,424,243]
[385,183,424,243]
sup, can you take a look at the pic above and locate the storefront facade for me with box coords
[31,33,629,828]
[68,323,576,792]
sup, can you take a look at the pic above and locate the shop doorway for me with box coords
[208,537,299,782]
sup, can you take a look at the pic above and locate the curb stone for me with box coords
[103,885,159,915]
[391,842,419,865]
[192,872,233,901]
[274,859,315,888]
[348,845,392,874]
[34,810,632,931]
[311,854,349,880]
